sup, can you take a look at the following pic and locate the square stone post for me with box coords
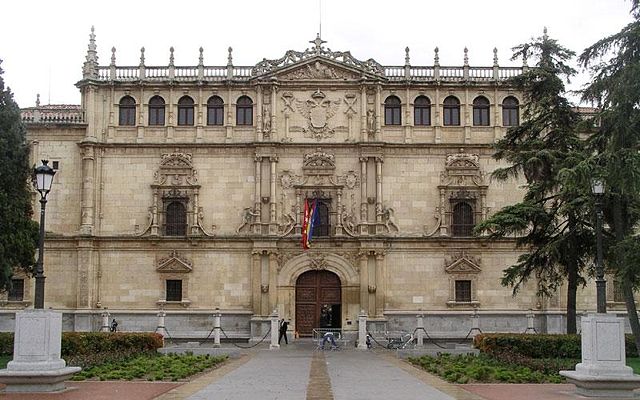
[357,310,368,350]
[416,313,424,348]
[270,310,280,350]
[213,308,221,348]
[156,311,167,338]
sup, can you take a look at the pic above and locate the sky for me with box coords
[0,0,635,108]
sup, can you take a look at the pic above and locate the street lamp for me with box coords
[591,179,606,314]
[33,160,56,309]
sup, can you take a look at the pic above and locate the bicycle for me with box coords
[386,332,416,349]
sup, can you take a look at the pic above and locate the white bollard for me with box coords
[525,310,536,334]
[270,309,280,350]
[416,313,424,347]
[470,308,481,338]
[213,308,221,348]
[357,310,368,350]
[156,311,166,337]
[101,311,110,332]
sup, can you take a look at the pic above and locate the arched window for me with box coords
[315,201,330,237]
[473,96,490,126]
[165,202,187,236]
[236,96,253,126]
[443,96,460,126]
[384,96,401,125]
[148,96,165,126]
[452,202,474,236]
[207,96,224,126]
[177,96,194,126]
[502,96,520,126]
[118,96,136,126]
[414,96,431,126]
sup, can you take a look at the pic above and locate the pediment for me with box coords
[156,250,193,273]
[271,58,368,81]
[445,258,482,274]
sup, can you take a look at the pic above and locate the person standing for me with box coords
[278,319,289,345]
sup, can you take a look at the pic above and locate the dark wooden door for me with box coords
[295,270,341,336]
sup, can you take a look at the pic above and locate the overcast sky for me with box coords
[1,0,634,107]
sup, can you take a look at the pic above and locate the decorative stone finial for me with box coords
[493,47,498,67]
[405,47,410,66]
[82,26,99,79]
[139,47,145,66]
[543,26,548,40]
[110,47,116,66]
[36,93,40,108]
[434,47,440,66]
[310,33,326,53]
[169,47,175,66]
[198,47,204,66]
[464,47,469,66]
[227,47,233,66]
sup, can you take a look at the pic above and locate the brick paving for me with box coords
[3,341,639,399]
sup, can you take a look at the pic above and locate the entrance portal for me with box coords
[295,270,341,336]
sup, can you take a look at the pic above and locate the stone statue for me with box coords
[262,103,271,133]
[366,109,376,133]
[236,207,259,233]
[382,206,399,232]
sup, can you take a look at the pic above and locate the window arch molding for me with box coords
[442,96,460,126]
[413,95,431,126]
[118,95,136,126]
[384,95,402,125]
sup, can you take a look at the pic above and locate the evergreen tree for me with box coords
[475,29,592,334]
[579,0,640,353]
[0,59,39,291]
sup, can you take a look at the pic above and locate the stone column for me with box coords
[375,86,381,140]
[251,251,262,315]
[359,252,369,315]
[270,157,278,227]
[254,156,262,224]
[213,308,221,348]
[375,157,383,225]
[439,188,447,236]
[294,189,302,235]
[270,310,280,350]
[80,145,95,235]
[335,188,343,236]
[434,87,441,144]
[464,87,471,144]
[151,189,159,236]
[360,157,368,232]
[225,87,233,141]
[256,85,263,138]
[360,85,367,141]
[404,87,412,143]
[270,86,278,139]
[374,251,386,317]
[268,252,278,313]
[357,311,368,350]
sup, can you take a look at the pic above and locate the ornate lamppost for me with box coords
[33,160,56,309]
[591,179,606,313]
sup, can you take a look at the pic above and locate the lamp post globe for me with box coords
[33,160,56,309]
[591,179,606,314]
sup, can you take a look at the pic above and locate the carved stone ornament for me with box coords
[302,149,336,175]
[252,34,384,77]
[295,90,341,140]
[444,253,482,274]
[157,250,193,273]
[308,253,327,270]
[440,149,486,187]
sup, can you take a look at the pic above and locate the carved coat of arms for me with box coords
[296,90,341,139]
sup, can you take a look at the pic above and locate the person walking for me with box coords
[278,319,289,345]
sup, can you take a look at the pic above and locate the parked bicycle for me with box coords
[386,332,416,349]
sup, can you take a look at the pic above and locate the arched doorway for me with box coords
[295,270,341,336]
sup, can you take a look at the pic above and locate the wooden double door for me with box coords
[295,270,341,336]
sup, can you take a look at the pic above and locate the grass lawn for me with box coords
[627,357,640,373]
[0,355,10,369]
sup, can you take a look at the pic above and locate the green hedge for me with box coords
[0,332,163,356]
[474,333,639,358]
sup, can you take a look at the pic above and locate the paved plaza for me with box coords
[0,339,633,399]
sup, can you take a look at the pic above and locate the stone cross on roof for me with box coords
[310,34,327,53]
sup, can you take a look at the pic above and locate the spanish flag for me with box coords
[301,198,319,250]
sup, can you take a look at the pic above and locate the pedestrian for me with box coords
[110,318,118,332]
[321,331,337,349]
[278,319,289,344]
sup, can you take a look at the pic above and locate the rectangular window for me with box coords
[236,107,253,125]
[385,107,401,125]
[414,108,430,126]
[178,108,194,126]
[503,108,519,126]
[473,108,490,126]
[149,108,165,126]
[443,108,460,126]
[119,108,135,126]
[166,280,182,302]
[8,279,24,302]
[207,107,224,125]
[455,280,471,302]
[52,161,59,170]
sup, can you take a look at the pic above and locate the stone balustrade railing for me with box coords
[94,65,523,83]
[21,106,85,125]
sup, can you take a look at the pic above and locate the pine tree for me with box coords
[579,0,640,353]
[475,29,592,334]
[0,59,39,291]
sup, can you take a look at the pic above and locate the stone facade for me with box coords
[2,28,619,338]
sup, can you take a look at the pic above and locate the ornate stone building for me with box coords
[3,28,609,338]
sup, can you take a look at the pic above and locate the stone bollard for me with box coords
[156,311,166,337]
[470,308,481,338]
[213,308,221,348]
[357,310,368,350]
[270,309,280,350]
[525,309,536,334]
[101,311,110,332]
[416,313,424,347]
